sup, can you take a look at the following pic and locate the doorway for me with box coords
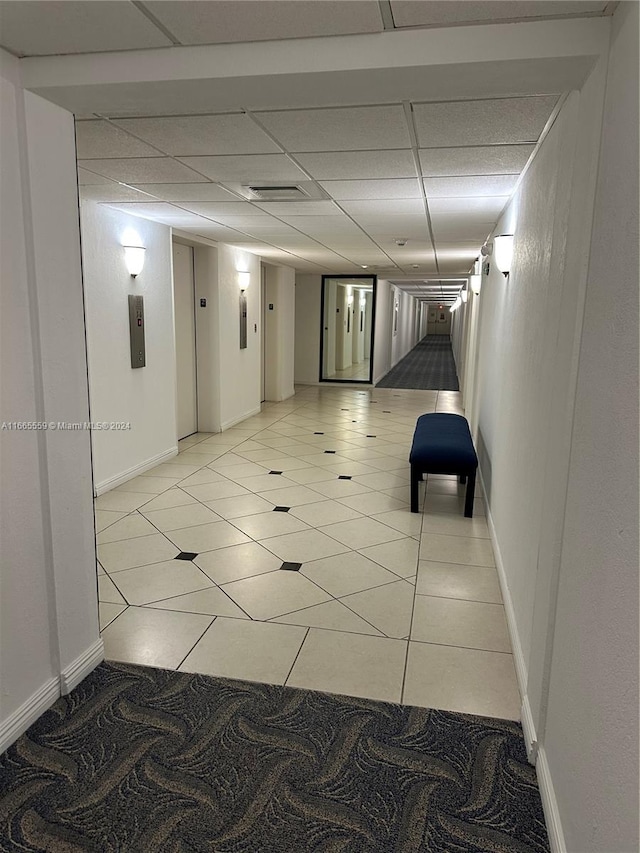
[319,275,376,383]
[172,242,197,439]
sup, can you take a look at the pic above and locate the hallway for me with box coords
[377,335,460,390]
[96,386,519,719]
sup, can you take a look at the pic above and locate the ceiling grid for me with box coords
[0,0,613,299]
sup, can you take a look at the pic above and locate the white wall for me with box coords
[80,202,177,492]
[294,274,322,384]
[264,263,295,402]
[217,244,261,428]
[373,280,420,383]
[454,8,638,848]
[193,242,220,432]
[1,51,100,751]
[543,3,639,850]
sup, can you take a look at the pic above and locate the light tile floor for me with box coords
[96,386,520,720]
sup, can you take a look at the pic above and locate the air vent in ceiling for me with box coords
[246,185,310,201]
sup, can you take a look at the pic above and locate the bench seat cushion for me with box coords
[409,413,478,472]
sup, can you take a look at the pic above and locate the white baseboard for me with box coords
[520,695,539,763]
[0,677,60,754]
[536,746,566,853]
[481,475,537,764]
[60,638,105,695]
[221,405,262,431]
[482,489,529,698]
[94,447,178,496]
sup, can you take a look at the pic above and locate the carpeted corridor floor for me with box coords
[0,662,550,852]
[377,336,460,391]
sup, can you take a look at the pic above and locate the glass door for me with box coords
[319,275,376,383]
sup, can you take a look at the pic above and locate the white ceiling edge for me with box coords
[20,18,609,117]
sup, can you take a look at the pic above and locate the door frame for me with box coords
[318,274,377,384]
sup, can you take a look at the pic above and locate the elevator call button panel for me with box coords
[128,294,146,368]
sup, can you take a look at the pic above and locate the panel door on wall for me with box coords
[173,243,197,440]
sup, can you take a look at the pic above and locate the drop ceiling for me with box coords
[0,1,614,57]
[75,94,559,284]
[1,1,614,300]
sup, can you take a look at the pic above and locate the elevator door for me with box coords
[173,243,197,439]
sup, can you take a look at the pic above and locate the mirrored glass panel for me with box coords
[320,275,376,383]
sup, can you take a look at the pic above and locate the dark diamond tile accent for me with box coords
[352,420,358,423]
[269,470,283,475]
[324,450,336,454]
[314,432,324,435]
[175,552,198,561]
[383,410,391,413]
[273,506,290,513]
[341,408,349,411]
[338,475,352,480]
[280,561,302,572]
[366,435,377,438]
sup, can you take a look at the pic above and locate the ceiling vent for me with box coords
[245,185,310,201]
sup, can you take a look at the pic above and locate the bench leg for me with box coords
[459,474,467,484]
[411,466,419,513]
[464,471,476,518]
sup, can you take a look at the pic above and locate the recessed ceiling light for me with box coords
[361,265,368,269]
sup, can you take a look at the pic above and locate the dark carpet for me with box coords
[377,336,460,391]
[0,662,549,853]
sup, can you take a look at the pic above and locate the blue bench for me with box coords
[409,413,478,517]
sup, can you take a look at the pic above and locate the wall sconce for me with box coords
[123,245,146,277]
[237,271,250,291]
[493,235,514,276]
[470,274,482,295]
[460,289,468,303]
[450,296,462,313]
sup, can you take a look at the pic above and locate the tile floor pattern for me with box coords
[96,386,520,720]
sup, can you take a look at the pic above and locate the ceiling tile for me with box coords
[423,175,518,197]
[256,106,411,152]
[176,155,308,182]
[130,184,239,202]
[413,96,559,147]
[77,158,207,184]
[419,144,534,176]
[390,1,606,28]
[341,199,425,217]
[209,217,301,234]
[79,185,156,203]
[75,120,161,159]
[0,1,172,56]
[104,203,216,228]
[295,151,417,179]
[309,237,378,251]
[437,258,477,274]
[172,202,268,218]
[112,114,280,156]
[273,215,362,233]
[143,1,383,45]
[319,179,422,200]
[183,229,266,243]
[77,167,112,186]
[252,201,341,216]
[428,196,509,215]
[350,215,431,240]
[430,217,495,242]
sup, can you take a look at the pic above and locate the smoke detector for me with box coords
[394,238,408,247]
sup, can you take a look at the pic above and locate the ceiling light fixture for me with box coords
[494,235,514,276]
[394,238,408,246]
[123,245,145,277]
